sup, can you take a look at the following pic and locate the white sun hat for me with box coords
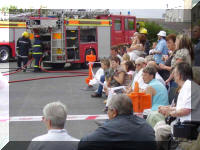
[157,31,166,37]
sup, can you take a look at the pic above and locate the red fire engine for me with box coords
[0,10,136,67]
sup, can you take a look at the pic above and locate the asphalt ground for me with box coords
[6,62,106,141]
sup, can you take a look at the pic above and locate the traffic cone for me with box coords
[85,51,96,85]
[127,81,151,113]
[133,81,139,93]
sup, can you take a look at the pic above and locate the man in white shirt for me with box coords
[154,62,200,146]
[28,101,79,150]
[169,63,192,122]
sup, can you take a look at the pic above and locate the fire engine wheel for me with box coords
[0,46,10,63]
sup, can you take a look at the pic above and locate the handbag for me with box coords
[165,116,176,125]
[173,120,199,140]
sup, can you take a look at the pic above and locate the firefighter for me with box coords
[32,35,43,72]
[16,31,32,72]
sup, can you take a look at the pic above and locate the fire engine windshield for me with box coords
[80,27,96,43]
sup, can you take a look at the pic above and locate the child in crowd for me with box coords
[122,61,135,81]
[149,42,157,55]
[122,53,130,64]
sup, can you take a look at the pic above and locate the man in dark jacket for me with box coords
[16,31,32,72]
[192,25,200,66]
[32,35,43,72]
[78,94,156,150]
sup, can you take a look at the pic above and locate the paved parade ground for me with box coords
[1,62,107,142]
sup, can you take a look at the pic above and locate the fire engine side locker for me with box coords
[97,26,111,59]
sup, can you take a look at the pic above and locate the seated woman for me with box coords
[142,66,169,111]
[126,33,146,61]
[158,33,177,81]
[165,34,193,85]
[103,56,131,111]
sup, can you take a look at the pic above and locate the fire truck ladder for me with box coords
[42,9,110,19]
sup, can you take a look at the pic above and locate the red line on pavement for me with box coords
[85,116,97,120]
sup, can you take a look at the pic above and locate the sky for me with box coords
[0,0,186,18]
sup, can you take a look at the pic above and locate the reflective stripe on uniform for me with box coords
[34,65,39,68]
[18,55,28,58]
[32,45,41,47]
[32,52,42,54]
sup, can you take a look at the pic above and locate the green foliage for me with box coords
[164,28,178,35]
[0,5,35,14]
[144,21,163,43]
[143,21,177,46]
[0,5,18,14]
[0,6,9,13]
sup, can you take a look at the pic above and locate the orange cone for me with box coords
[127,81,152,112]
[85,51,96,85]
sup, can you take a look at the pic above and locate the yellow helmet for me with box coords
[22,31,29,38]
[139,28,148,34]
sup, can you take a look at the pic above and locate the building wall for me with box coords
[192,1,200,25]
[165,0,191,22]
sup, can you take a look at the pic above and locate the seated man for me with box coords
[78,94,156,150]
[87,67,104,91]
[28,101,79,150]
[91,58,110,97]
[154,62,200,150]
[142,66,169,111]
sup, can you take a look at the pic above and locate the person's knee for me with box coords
[155,126,171,141]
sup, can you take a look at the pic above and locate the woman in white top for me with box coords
[126,33,146,61]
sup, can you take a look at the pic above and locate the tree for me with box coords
[144,21,163,44]
[8,5,18,14]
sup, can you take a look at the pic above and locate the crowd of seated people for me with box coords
[87,29,200,150]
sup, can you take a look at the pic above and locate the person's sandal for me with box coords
[91,93,102,98]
